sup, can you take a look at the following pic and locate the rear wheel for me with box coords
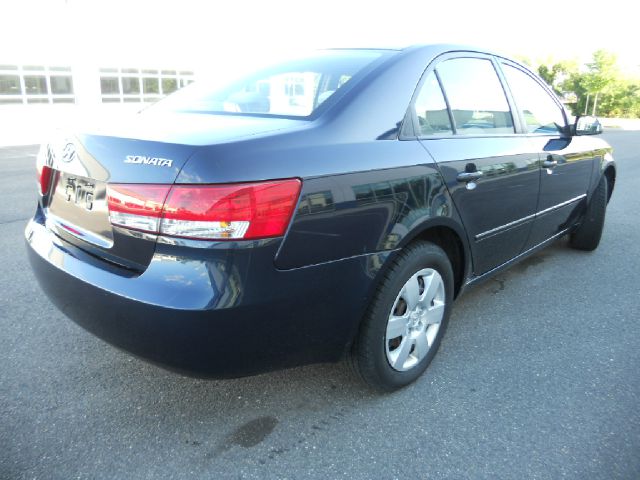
[351,241,454,391]
[570,175,608,251]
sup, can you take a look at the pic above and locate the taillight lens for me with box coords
[107,179,301,241]
[36,144,55,196]
[107,184,171,233]
[37,165,53,196]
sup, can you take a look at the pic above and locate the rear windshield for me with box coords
[150,50,386,118]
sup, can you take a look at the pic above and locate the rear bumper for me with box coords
[26,218,390,378]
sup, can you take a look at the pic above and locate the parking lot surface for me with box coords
[1,131,639,479]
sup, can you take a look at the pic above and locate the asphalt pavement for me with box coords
[1,131,639,480]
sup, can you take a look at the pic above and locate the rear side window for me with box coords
[413,72,453,136]
[437,58,514,135]
[502,64,566,134]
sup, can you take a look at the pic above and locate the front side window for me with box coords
[502,64,566,134]
[152,50,386,118]
[413,72,452,136]
[437,58,514,135]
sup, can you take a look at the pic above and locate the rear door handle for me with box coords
[456,171,483,182]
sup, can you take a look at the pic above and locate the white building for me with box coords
[0,0,208,145]
[0,63,195,106]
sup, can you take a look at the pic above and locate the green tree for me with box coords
[562,71,589,115]
[582,50,619,115]
[534,50,640,118]
[560,50,640,118]
[607,79,640,117]
[537,61,577,96]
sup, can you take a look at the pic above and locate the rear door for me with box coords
[416,55,540,275]
[499,61,595,248]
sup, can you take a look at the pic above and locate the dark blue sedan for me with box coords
[26,45,615,391]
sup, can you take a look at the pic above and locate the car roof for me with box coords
[327,44,514,61]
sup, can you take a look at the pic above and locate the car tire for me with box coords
[569,175,608,251]
[350,241,454,392]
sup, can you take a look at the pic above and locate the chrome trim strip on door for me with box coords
[475,194,587,241]
[535,194,587,217]
[475,213,536,240]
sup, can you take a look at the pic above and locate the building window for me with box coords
[24,75,48,94]
[0,75,22,95]
[162,78,177,94]
[122,77,140,95]
[50,76,73,94]
[0,65,75,104]
[99,67,194,103]
[100,77,119,94]
[143,77,159,94]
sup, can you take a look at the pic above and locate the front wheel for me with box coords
[350,241,454,391]
[570,175,608,251]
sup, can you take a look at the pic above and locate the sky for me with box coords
[2,0,638,75]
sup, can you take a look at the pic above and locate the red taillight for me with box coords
[107,179,301,241]
[107,184,171,233]
[38,165,53,196]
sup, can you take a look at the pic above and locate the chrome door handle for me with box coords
[543,155,559,168]
[457,171,483,182]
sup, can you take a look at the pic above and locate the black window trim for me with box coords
[489,56,524,135]
[434,69,457,135]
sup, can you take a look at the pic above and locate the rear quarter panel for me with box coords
[262,139,456,269]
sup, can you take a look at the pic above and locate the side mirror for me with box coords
[574,115,602,135]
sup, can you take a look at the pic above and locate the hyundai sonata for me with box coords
[26,45,615,391]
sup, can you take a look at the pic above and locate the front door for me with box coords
[499,62,595,248]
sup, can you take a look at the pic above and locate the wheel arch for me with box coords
[598,150,616,204]
[603,165,616,203]
[396,217,471,300]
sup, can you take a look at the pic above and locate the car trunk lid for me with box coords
[39,112,306,271]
